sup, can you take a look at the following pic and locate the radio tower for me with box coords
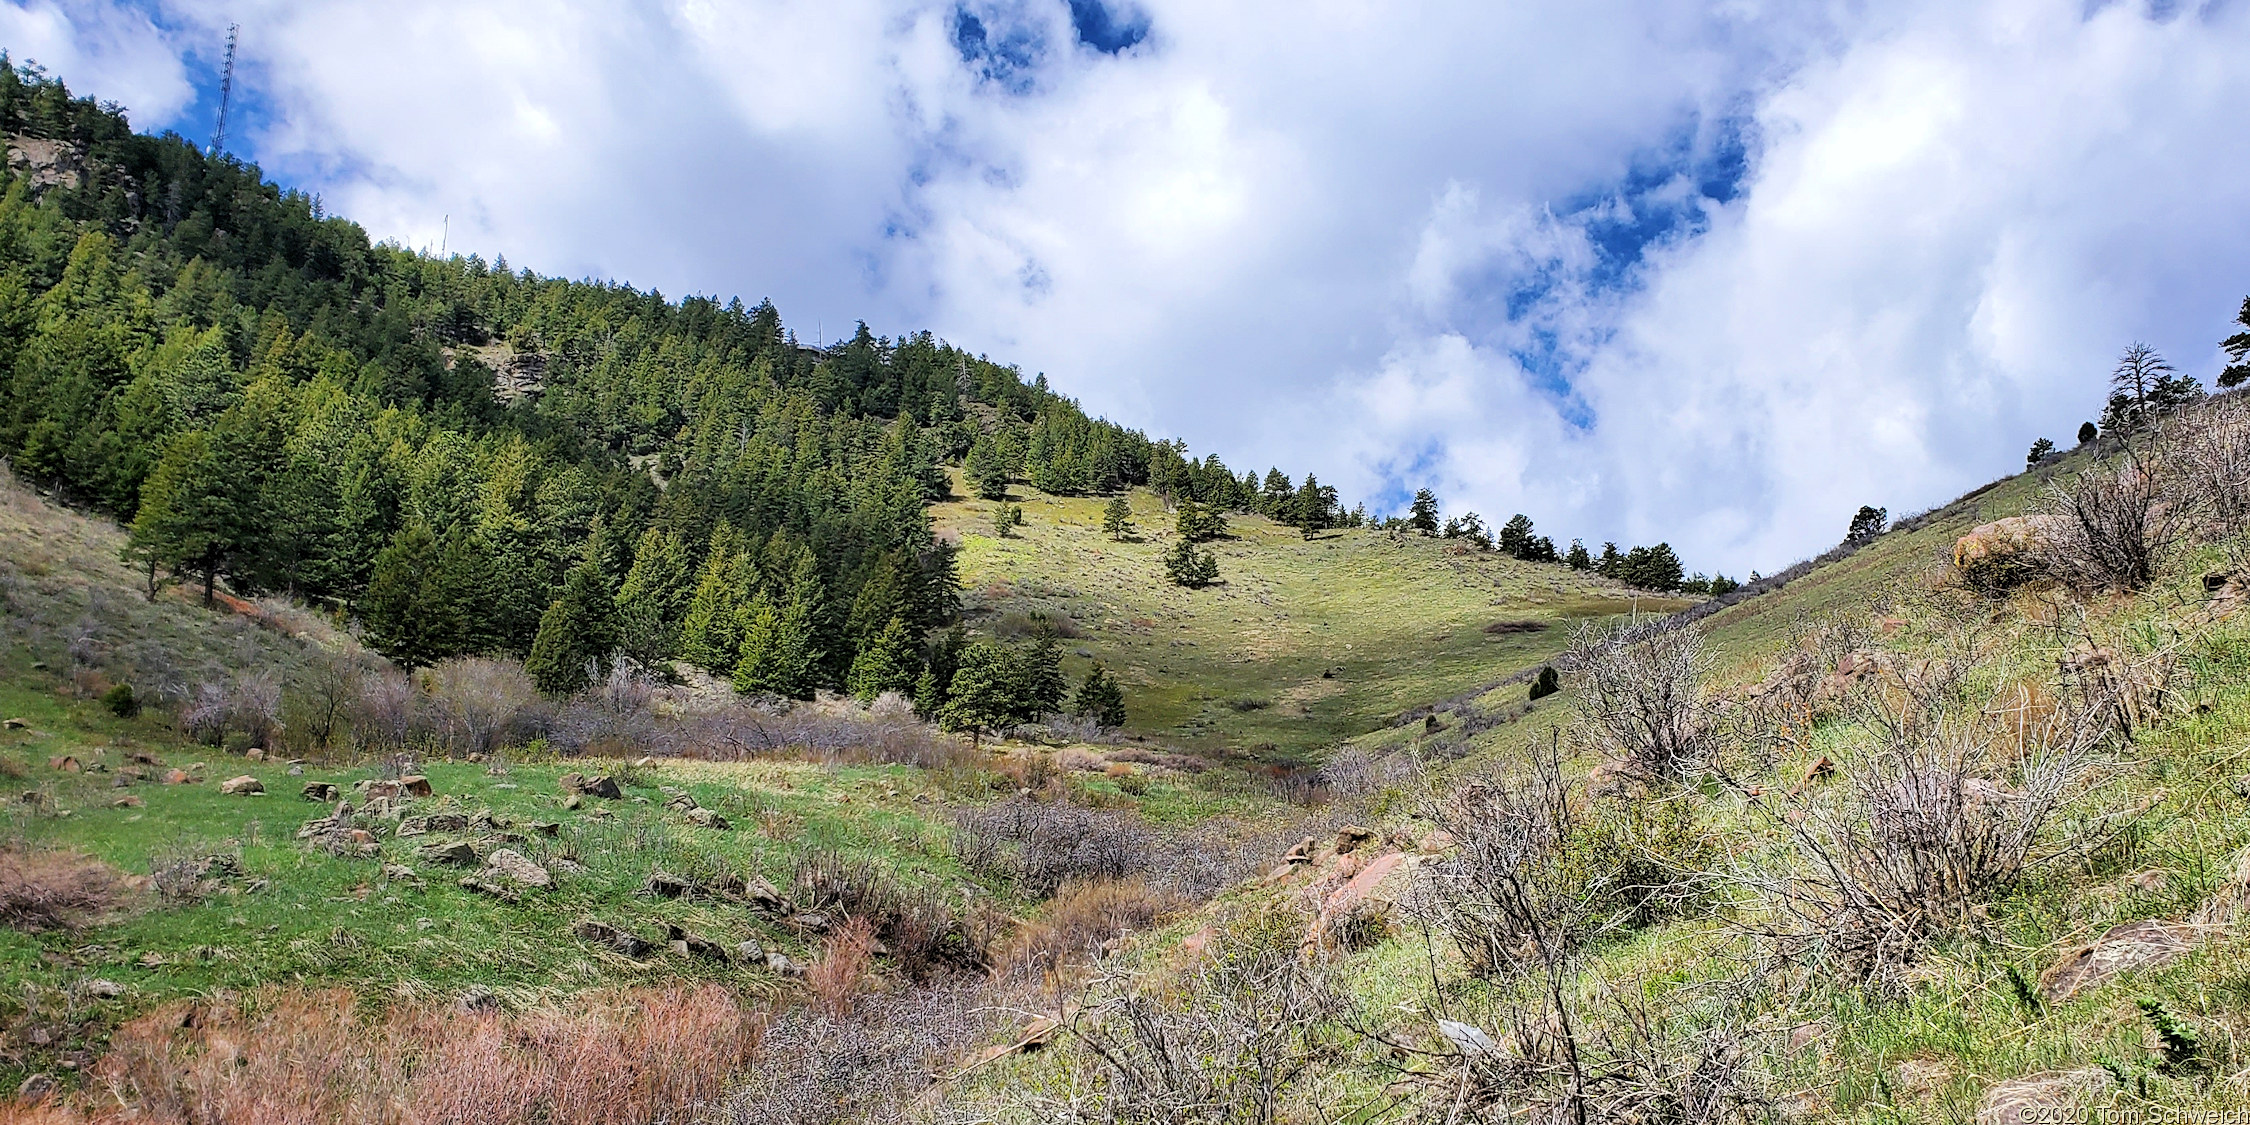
[208,24,239,157]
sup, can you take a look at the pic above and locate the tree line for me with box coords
[1388,487,1734,595]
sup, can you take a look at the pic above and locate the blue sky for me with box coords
[6,0,2250,575]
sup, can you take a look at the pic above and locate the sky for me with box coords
[5,0,2249,576]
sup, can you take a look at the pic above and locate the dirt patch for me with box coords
[1483,620,1549,635]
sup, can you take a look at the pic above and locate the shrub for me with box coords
[806,916,879,1017]
[100,682,138,717]
[423,657,544,756]
[998,876,1178,980]
[952,798,1154,899]
[1565,622,1715,781]
[2038,444,2185,592]
[0,846,123,932]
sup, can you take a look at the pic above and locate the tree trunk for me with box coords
[202,565,216,608]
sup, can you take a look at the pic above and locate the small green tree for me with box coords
[1014,633,1068,720]
[992,505,1015,539]
[731,588,819,700]
[846,615,920,702]
[1565,539,1591,570]
[525,557,619,696]
[1164,538,1220,588]
[128,430,262,607]
[1846,505,1887,544]
[938,640,1018,745]
[360,522,460,671]
[966,435,1011,500]
[1408,488,1440,535]
[615,527,691,669]
[1074,662,1126,727]
[1101,496,1135,540]
[678,536,746,674]
[1528,665,1559,701]
[1597,542,1622,577]
[2078,421,2098,445]
[1175,500,1227,543]
[2223,296,2249,389]
[2025,437,2055,469]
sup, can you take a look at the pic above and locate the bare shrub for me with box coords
[2039,443,2186,592]
[349,670,417,753]
[789,851,994,979]
[423,657,543,756]
[229,671,283,748]
[1566,622,1715,781]
[1414,978,1770,1125]
[1415,741,1714,979]
[2159,390,2250,535]
[952,799,1153,899]
[717,979,1024,1125]
[674,697,969,770]
[1744,682,2117,997]
[179,680,229,745]
[1042,905,1342,1125]
[999,877,1179,981]
[0,846,123,932]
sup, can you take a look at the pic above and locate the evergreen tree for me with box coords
[1101,496,1135,540]
[2223,296,2249,389]
[1289,473,1330,539]
[1708,574,1740,597]
[2025,437,2055,469]
[731,586,819,700]
[525,557,618,696]
[938,640,1017,744]
[2101,342,2201,432]
[966,434,1011,500]
[615,527,690,669]
[992,504,1018,538]
[1617,543,1685,592]
[1846,505,1888,544]
[361,522,447,671]
[1164,538,1219,588]
[1499,514,1536,558]
[1175,499,1226,543]
[679,528,746,674]
[2078,421,2099,445]
[1074,662,1127,727]
[846,615,920,702]
[1565,539,1591,570]
[1013,633,1068,720]
[1528,665,1559,701]
[1408,488,1440,535]
[1597,542,1622,578]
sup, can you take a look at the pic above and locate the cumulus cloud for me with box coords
[7,0,2249,573]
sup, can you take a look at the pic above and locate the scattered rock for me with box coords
[663,787,699,811]
[380,863,425,890]
[530,821,560,837]
[478,848,552,890]
[288,764,304,776]
[48,755,80,772]
[218,776,264,796]
[734,938,766,963]
[1890,1057,1954,1101]
[634,756,654,768]
[1975,1070,2110,1125]
[301,782,341,802]
[763,950,803,977]
[110,795,143,808]
[573,917,653,959]
[456,986,501,1013]
[643,870,693,898]
[1416,830,1457,855]
[1332,825,1377,854]
[2,718,26,730]
[359,779,406,800]
[84,979,126,999]
[788,911,835,934]
[665,924,728,961]
[561,793,584,811]
[1281,836,1315,864]
[561,772,622,799]
[400,775,433,797]
[416,840,479,867]
[685,807,730,830]
[244,748,265,762]
[2038,920,2200,1002]
[16,1073,56,1104]
[1953,516,2058,592]
[162,769,192,785]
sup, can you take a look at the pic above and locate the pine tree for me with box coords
[1014,633,1068,720]
[2223,296,2249,389]
[2025,437,2055,469]
[1408,488,1440,535]
[1290,473,1329,539]
[2078,421,2098,445]
[966,434,1011,500]
[1565,539,1591,570]
[361,522,445,670]
[731,587,819,700]
[679,529,747,674]
[1101,496,1135,540]
[1499,514,1535,558]
[1074,662,1126,727]
[1164,538,1219,588]
[1597,542,1622,578]
[1846,505,1888,544]
[2102,342,2200,432]
[525,557,618,696]
[938,640,1017,744]
[1175,500,1226,543]
[615,527,690,669]
[127,427,267,606]
[846,615,920,702]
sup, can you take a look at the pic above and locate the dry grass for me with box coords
[998,876,1180,982]
[26,985,756,1125]
[0,845,124,932]
[806,916,880,1017]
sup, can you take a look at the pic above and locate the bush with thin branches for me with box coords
[1566,622,1716,781]
[2038,443,2185,593]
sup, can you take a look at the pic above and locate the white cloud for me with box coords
[9,0,2250,574]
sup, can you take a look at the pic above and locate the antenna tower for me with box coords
[208,24,239,157]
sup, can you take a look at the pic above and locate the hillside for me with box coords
[934,477,1685,757]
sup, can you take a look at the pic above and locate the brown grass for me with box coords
[0,846,124,932]
[22,985,756,1125]
[805,916,880,1017]
[998,876,1178,982]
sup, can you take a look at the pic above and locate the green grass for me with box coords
[936,477,1683,760]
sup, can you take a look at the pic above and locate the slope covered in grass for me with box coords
[934,476,1684,759]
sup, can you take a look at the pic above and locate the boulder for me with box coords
[663,788,699,811]
[685,807,730,830]
[734,937,766,963]
[1332,825,1377,854]
[110,795,144,808]
[763,950,803,977]
[48,755,80,773]
[530,821,561,837]
[478,848,552,890]
[400,774,433,797]
[16,1073,57,1105]
[1975,1070,2110,1125]
[2037,919,2199,1002]
[301,782,341,802]
[581,775,622,800]
[161,769,192,786]
[417,840,479,867]
[244,748,265,762]
[380,863,425,889]
[218,775,265,796]
[573,917,653,959]
[2,717,26,730]
[643,870,693,898]
[1953,516,2057,592]
[665,924,728,961]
